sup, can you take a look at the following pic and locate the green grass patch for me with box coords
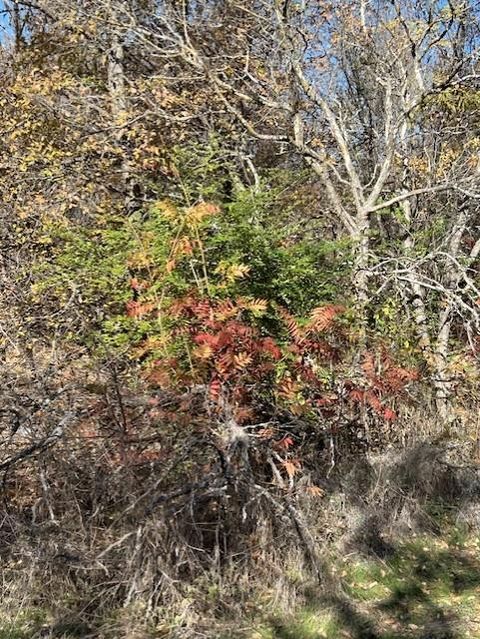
[254,608,343,639]
[0,608,48,639]
[254,529,480,639]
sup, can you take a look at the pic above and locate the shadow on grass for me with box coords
[264,534,480,639]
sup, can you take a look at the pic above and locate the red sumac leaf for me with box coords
[383,407,397,421]
[209,378,222,401]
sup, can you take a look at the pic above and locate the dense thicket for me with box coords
[0,1,480,637]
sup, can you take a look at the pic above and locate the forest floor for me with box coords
[1,515,480,638]
[252,523,480,639]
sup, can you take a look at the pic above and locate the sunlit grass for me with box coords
[255,528,480,639]
[253,608,343,639]
[0,608,48,639]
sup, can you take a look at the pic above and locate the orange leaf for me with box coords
[261,337,282,360]
[126,300,154,318]
[306,485,325,497]
[283,460,298,478]
[233,352,253,369]
[365,390,383,414]
[258,427,275,439]
[277,378,302,400]
[349,389,365,403]
[316,393,338,407]
[147,368,171,386]
[274,435,294,451]
[383,407,397,421]
[308,304,345,332]
[214,300,237,321]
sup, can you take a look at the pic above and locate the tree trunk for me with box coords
[107,2,139,214]
[11,0,23,51]
[108,28,126,115]
[352,210,371,342]
[433,311,453,421]
[402,201,432,354]
[431,205,468,420]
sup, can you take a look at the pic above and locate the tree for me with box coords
[114,0,480,415]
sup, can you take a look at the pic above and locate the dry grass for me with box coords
[0,404,477,638]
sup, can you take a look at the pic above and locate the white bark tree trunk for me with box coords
[107,1,138,214]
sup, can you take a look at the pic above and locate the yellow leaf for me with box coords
[186,201,220,225]
[154,199,178,221]
[233,352,253,369]
[127,250,153,268]
[228,264,251,280]
[194,345,214,360]
[239,297,268,315]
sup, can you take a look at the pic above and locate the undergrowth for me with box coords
[1,493,479,639]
